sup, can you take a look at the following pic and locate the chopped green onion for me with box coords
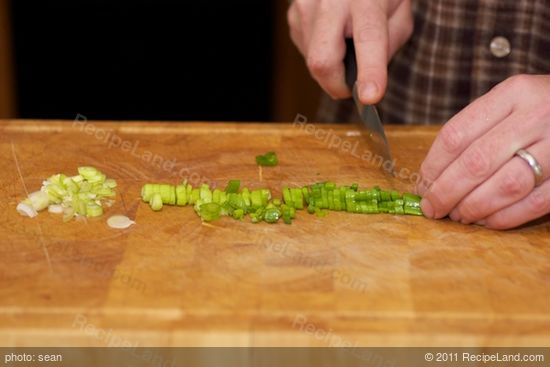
[225,180,241,193]
[176,185,188,206]
[141,180,424,224]
[199,202,221,222]
[107,215,135,229]
[48,204,64,214]
[255,151,278,166]
[86,203,104,217]
[150,193,163,211]
[233,209,245,220]
[28,191,50,212]
[264,207,281,223]
[16,202,38,218]
[250,190,263,209]
[17,166,118,221]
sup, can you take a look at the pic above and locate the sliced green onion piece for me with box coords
[150,193,163,211]
[77,166,99,180]
[282,187,293,207]
[141,184,155,202]
[176,185,188,206]
[48,204,64,214]
[107,215,135,229]
[225,180,241,193]
[16,202,38,218]
[86,203,104,217]
[264,207,281,223]
[255,151,279,166]
[104,178,117,188]
[233,208,244,220]
[404,207,423,216]
[63,207,75,222]
[250,190,263,209]
[199,202,221,222]
[28,191,50,211]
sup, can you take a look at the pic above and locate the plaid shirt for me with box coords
[318,0,550,124]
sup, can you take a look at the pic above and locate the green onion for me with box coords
[107,215,135,229]
[17,166,117,220]
[291,188,303,209]
[27,191,50,212]
[233,208,245,220]
[86,203,104,217]
[198,202,221,222]
[250,190,263,209]
[176,185,188,206]
[282,187,292,207]
[225,180,241,193]
[255,151,278,166]
[150,193,163,211]
[264,207,281,223]
[141,180,424,224]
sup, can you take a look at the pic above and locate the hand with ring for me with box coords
[417,74,550,229]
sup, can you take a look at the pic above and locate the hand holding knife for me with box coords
[344,38,395,176]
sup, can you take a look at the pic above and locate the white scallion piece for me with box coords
[17,202,38,218]
[28,190,50,211]
[48,204,64,214]
[107,215,135,229]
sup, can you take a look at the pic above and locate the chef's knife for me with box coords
[344,38,394,175]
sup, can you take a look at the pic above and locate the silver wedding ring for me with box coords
[516,149,544,187]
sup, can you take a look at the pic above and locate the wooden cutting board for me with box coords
[1,119,549,347]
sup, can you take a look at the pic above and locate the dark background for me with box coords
[3,0,320,122]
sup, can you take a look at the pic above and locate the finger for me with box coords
[293,0,317,53]
[351,0,389,104]
[417,79,516,196]
[387,0,413,57]
[480,177,550,230]
[287,5,306,55]
[450,140,550,224]
[421,110,543,219]
[306,1,350,99]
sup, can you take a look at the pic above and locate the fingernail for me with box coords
[360,81,379,103]
[420,198,434,219]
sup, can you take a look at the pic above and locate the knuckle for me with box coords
[499,172,530,197]
[307,54,335,77]
[439,123,463,154]
[293,0,311,20]
[356,22,385,44]
[506,74,534,91]
[287,9,298,30]
[460,145,491,178]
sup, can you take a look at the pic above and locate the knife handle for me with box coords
[344,38,358,91]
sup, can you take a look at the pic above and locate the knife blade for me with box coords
[344,38,395,175]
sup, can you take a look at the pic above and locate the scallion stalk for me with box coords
[255,151,278,167]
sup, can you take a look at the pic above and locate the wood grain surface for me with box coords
[1,119,549,347]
